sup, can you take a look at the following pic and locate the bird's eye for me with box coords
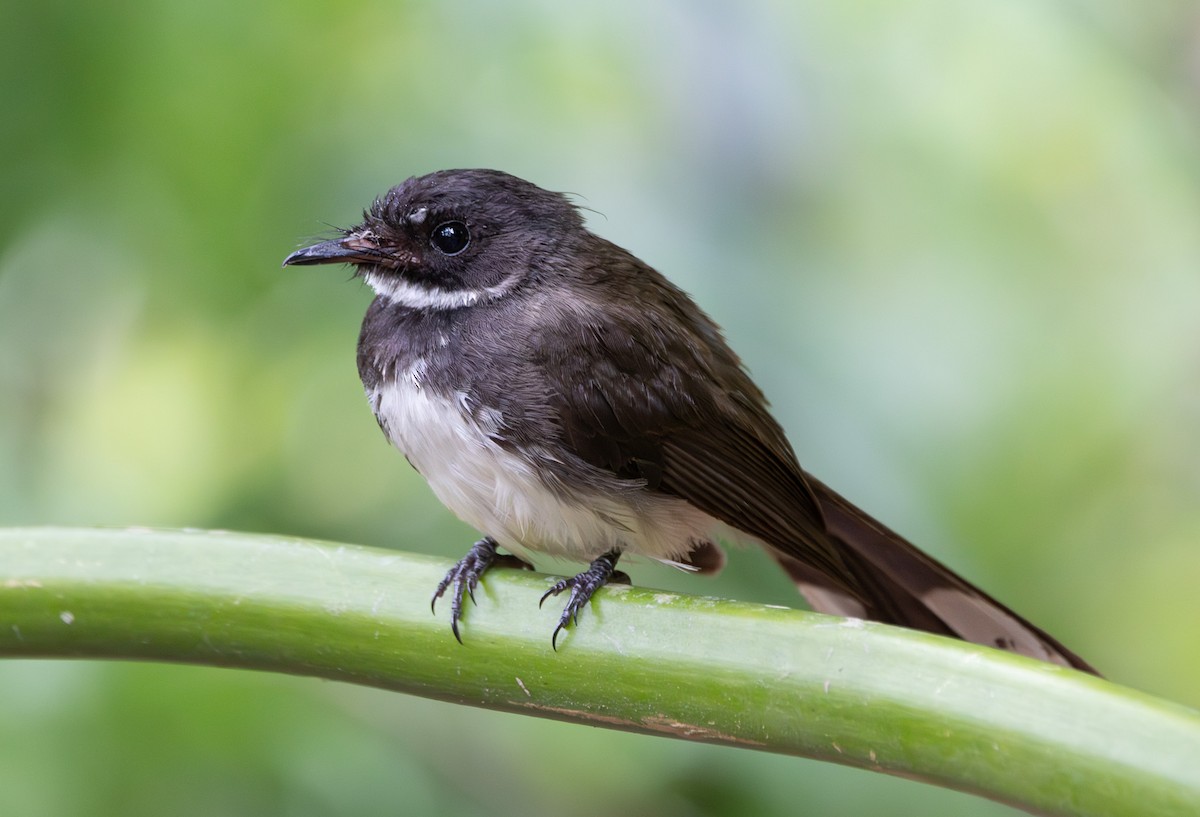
[430,221,470,256]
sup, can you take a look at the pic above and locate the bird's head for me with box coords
[283,169,585,310]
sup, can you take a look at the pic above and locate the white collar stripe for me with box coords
[364,270,522,311]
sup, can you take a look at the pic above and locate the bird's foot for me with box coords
[432,536,532,642]
[539,550,628,650]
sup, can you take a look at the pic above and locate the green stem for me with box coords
[1,527,1196,816]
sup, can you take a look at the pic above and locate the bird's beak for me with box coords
[282,234,383,267]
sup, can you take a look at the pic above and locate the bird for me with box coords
[283,168,1097,674]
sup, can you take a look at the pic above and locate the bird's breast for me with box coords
[367,359,719,566]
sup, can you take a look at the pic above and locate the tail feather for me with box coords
[778,475,1099,675]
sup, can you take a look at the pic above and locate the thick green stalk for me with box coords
[0,527,1196,815]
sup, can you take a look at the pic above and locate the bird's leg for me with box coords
[539,549,629,650]
[432,536,533,643]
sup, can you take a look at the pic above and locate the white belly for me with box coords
[369,370,718,566]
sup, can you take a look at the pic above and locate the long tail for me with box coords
[773,475,1099,675]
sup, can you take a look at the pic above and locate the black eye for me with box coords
[430,221,470,255]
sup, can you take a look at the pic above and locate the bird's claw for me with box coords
[432,536,499,643]
[538,550,624,650]
[432,538,534,642]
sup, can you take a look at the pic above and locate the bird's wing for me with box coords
[525,279,858,590]
[511,259,1099,674]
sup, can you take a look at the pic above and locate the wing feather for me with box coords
[526,256,858,592]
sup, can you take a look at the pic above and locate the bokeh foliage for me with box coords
[1,2,1198,816]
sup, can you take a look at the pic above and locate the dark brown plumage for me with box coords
[285,168,1098,674]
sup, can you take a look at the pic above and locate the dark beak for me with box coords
[283,237,381,267]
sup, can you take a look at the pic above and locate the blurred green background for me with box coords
[2,1,1199,815]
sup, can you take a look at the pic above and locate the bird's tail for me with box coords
[773,475,1099,675]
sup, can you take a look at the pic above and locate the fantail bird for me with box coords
[284,168,1097,674]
